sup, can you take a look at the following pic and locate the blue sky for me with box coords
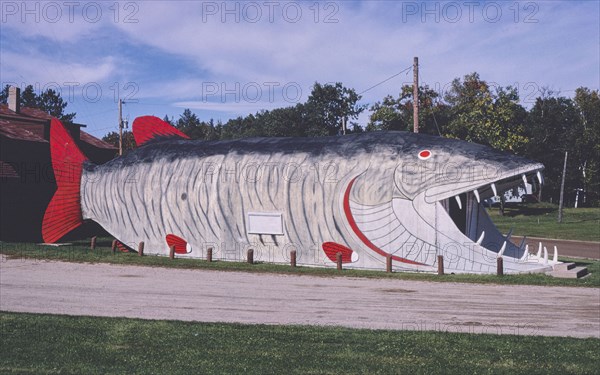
[1,1,598,138]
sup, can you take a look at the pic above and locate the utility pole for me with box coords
[413,56,419,133]
[558,151,568,223]
[118,98,123,156]
[342,117,347,135]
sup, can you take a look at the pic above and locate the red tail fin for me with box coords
[132,116,190,146]
[42,119,88,243]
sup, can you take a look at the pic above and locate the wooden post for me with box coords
[497,257,504,276]
[90,236,97,250]
[290,250,297,268]
[207,247,213,262]
[111,240,117,255]
[336,252,342,271]
[558,151,568,223]
[413,56,419,133]
[386,254,392,273]
[247,249,254,264]
[118,98,123,156]
[138,241,144,257]
[437,255,444,275]
[169,245,175,260]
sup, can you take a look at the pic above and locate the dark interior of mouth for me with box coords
[441,174,535,259]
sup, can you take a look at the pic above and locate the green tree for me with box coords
[573,88,600,205]
[220,114,259,140]
[367,94,407,131]
[256,105,307,137]
[0,85,8,103]
[102,131,136,154]
[163,115,174,125]
[37,88,76,123]
[21,85,38,108]
[525,94,580,204]
[304,82,366,136]
[175,109,219,140]
[367,84,448,134]
[216,82,364,138]
[0,84,75,123]
[444,73,528,153]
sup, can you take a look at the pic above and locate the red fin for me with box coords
[42,119,88,243]
[166,234,190,254]
[322,242,355,263]
[132,116,190,146]
[116,241,132,253]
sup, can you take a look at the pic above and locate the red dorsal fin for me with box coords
[132,116,190,146]
[42,118,88,243]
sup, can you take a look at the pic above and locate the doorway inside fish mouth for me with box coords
[447,193,467,235]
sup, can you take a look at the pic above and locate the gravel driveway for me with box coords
[1,255,598,338]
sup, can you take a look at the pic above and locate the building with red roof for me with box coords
[0,86,117,241]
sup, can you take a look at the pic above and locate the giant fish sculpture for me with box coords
[43,116,557,274]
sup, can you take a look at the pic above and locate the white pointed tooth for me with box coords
[473,189,480,203]
[476,231,485,245]
[553,246,558,263]
[537,242,542,258]
[351,251,359,262]
[498,241,507,257]
[455,195,462,210]
[537,171,544,185]
[491,183,498,197]
[522,174,528,187]
[521,245,529,261]
[543,246,548,265]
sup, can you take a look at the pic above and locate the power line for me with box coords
[359,66,412,95]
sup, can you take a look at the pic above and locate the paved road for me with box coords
[511,236,600,260]
[1,255,598,338]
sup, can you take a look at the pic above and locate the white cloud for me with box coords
[1,51,116,86]
[1,0,598,130]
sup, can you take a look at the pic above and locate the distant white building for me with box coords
[486,183,533,204]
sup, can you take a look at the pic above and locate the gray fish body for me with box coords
[81,132,551,273]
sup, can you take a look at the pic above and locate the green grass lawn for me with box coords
[487,203,600,242]
[1,238,598,288]
[1,312,598,374]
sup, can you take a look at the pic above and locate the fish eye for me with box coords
[418,150,432,160]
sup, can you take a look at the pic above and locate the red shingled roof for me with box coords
[0,104,116,149]
[80,130,115,149]
[0,119,47,143]
[20,106,54,120]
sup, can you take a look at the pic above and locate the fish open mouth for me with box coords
[345,165,555,272]
[434,166,550,262]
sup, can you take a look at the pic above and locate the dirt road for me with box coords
[511,236,600,260]
[1,255,598,338]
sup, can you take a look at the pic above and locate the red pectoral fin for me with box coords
[166,234,190,254]
[132,116,190,146]
[322,242,356,263]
